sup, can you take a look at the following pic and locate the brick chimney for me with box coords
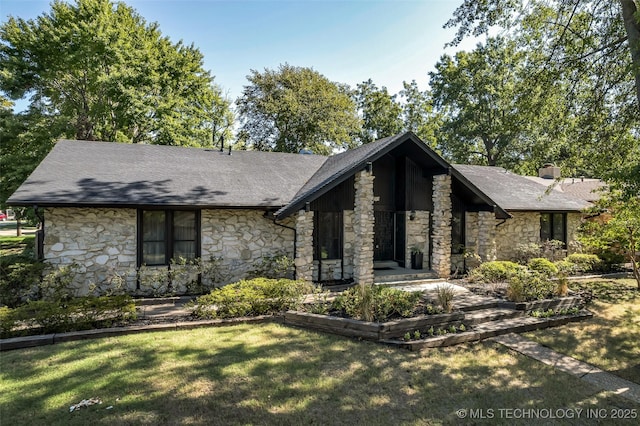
[538,163,561,179]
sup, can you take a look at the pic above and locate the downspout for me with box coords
[33,205,45,260]
[271,214,297,280]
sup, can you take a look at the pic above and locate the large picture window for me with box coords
[138,210,200,266]
[540,213,566,244]
[313,212,343,260]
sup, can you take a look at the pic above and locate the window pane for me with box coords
[552,213,565,242]
[173,211,196,241]
[174,241,196,260]
[540,213,551,241]
[143,242,166,265]
[315,212,342,260]
[143,211,165,241]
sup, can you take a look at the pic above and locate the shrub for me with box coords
[0,254,45,307]
[469,261,524,283]
[246,251,295,280]
[565,253,601,273]
[506,270,555,302]
[332,285,421,322]
[513,242,542,264]
[541,240,567,261]
[527,258,558,277]
[192,278,311,319]
[0,295,137,338]
[554,259,577,276]
[435,284,455,313]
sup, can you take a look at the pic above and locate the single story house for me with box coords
[8,132,593,296]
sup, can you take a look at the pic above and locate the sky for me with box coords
[1,0,480,106]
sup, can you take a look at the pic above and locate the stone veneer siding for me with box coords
[477,211,497,262]
[432,174,452,277]
[494,212,540,260]
[566,213,582,252]
[353,170,375,285]
[405,210,430,268]
[43,207,138,296]
[201,209,295,283]
[294,210,314,282]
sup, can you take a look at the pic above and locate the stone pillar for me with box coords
[353,169,375,285]
[477,211,497,262]
[432,174,452,278]
[295,210,314,282]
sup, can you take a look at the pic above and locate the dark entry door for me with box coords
[374,211,394,261]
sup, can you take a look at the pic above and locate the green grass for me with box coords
[1,323,639,425]
[525,278,640,383]
[0,234,35,256]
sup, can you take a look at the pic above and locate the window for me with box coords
[138,210,199,266]
[540,213,566,244]
[313,212,342,260]
[451,196,465,254]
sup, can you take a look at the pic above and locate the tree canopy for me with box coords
[0,0,229,146]
[236,64,361,155]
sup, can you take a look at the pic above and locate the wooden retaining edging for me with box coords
[283,311,464,341]
[499,296,583,311]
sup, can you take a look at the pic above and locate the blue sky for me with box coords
[1,0,479,105]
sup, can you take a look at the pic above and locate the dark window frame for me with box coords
[540,212,567,245]
[313,211,343,261]
[451,196,465,254]
[137,209,201,267]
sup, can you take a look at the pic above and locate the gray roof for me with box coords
[453,165,592,211]
[8,140,327,208]
[524,176,606,202]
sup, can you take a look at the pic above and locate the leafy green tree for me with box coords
[398,80,440,148]
[429,37,549,167]
[0,0,230,146]
[353,79,403,144]
[236,64,361,155]
[443,0,639,187]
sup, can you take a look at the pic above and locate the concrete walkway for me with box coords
[491,333,640,404]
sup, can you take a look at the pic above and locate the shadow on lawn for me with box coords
[2,324,640,425]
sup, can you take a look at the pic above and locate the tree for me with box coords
[0,0,230,146]
[397,80,440,148]
[429,37,549,167]
[236,64,361,155]
[353,79,403,144]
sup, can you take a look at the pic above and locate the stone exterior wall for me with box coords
[566,213,582,252]
[432,174,452,277]
[353,170,375,285]
[494,212,541,261]
[405,210,430,269]
[43,207,138,296]
[478,211,497,262]
[294,210,314,282]
[202,209,295,283]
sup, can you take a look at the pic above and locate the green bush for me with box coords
[0,295,137,338]
[513,242,542,264]
[506,270,555,302]
[565,253,601,273]
[527,258,558,277]
[333,285,421,322]
[246,251,295,280]
[469,261,524,283]
[192,278,312,319]
[554,259,577,276]
[0,254,45,307]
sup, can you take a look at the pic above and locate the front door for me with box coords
[374,211,395,261]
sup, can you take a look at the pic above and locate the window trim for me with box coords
[540,212,567,245]
[313,211,343,261]
[137,209,201,267]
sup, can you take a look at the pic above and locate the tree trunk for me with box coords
[16,217,22,237]
[620,0,640,108]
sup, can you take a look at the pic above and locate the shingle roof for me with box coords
[453,165,591,211]
[524,176,606,202]
[7,140,328,208]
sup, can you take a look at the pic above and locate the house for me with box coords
[8,132,593,296]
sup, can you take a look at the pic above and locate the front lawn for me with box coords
[525,278,640,383]
[1,323,638,425]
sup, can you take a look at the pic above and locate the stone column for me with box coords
[477,211,497,262]
[353,169,375,285]
[295,210,314,282]
[432,174,452,278]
